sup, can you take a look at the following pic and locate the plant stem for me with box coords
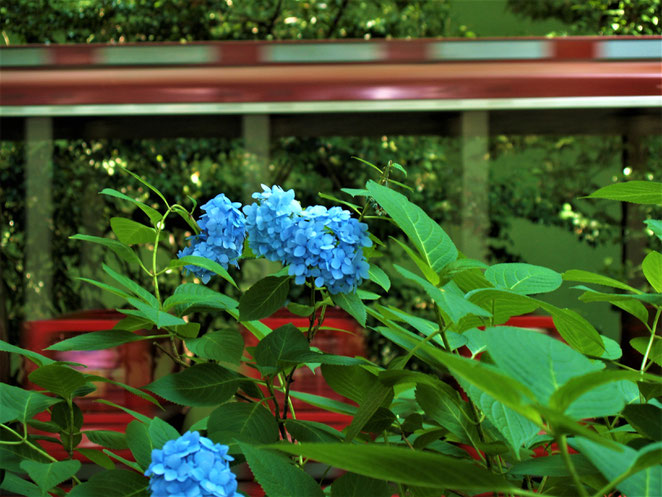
[557,434,589,497]
[640,307,660,372]
[589,466,635,497]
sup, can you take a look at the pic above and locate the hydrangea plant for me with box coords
[0,160,660,497]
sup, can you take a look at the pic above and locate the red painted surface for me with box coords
[2,61,659,107]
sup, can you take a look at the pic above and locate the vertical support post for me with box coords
[25,117,54,320]
[460,111,490,261]
[242,114,271,202]
[241,114,279,286]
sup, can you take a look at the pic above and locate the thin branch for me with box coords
[326,0,349,38]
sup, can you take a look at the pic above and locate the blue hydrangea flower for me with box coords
[178,194,246,283]
[243,185,302,263]
[285,204,372,294]
[145,431,243,497]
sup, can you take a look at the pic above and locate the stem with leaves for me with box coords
[641,307,660,372]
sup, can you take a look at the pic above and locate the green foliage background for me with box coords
[1,0,661,361]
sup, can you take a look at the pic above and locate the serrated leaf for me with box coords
[563,269,639,292]
[239,443,324,497]
[125,420,152,469]
[208,402,279,446]
[416,383,479,445]
[100,188,162,225]
[67,469,149,497]
[110,217,156,246]
[169,256,236,288]
[539,304,605,356]
[389,236,439,285]
[284,420,343,443]
[239,276,290,321]
[509,453,599,477]
[395,265,490,323]
[0,340,55,367]
[367,181,457,272]
[331,472,392,497]
[164,283,237,314]
[270,443,517,491]
[254,324,310,376]
[0,383,59,424]
[85,375,161,409]
[46,330,145,351]
[121,297,186,328]
[84,430,128,450]
[76,448,115,469]
[485,263,562,295]
[586,181,662,205]
[94,400,151,424]
[623,404,662,441]
[572,437,662,497]
[145,363,239,406]
[70,234,140,265]
[368,264,390,291]
[185,329,244,365]
[332,291,367,327]
[643,251,662,293]
[20,459,81,494]
[102,264,158,307]
[28,364,87,400]
[0,472,43,497]
[345,382,392,442]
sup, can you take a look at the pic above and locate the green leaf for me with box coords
[287,390,357,416]
[341,187,369,197]
[20,459,81,494]
[185,329,244,366]
[239,276,290,321]
[487,327,632,419]
[121,297,186,328]
[0,340,55,367]
[318,192,360,212]
[76,448,115,470]
[270,443,516,491]
[352,156,383,174]
[28,364,87,400]
[169,256,237,288]
[45,330,145,351]
[331,472,393,497]
[286,302,314,316]
[85,376,161,409]
[394,265,490,323]
[102,264,158,307]
[0,383,59,424]
[165,283,238,315]
[460,381,539,454]
[239,443,324,497]
[549,369,655,413]
[120,166,169,206]
[148,417,179,449]
[485,263,562,295]
[623,404,662,441]
[389,236,440,285]
[644,219,662,241]
[84,430,128,450]
[208,402,279,446]
[611,298,650,324]
[0,472,43,497]
[367,180,457,272]
[464,288,539,325]
[563,269,639,293]
[416,383,478,445]
[100,188,162,225]
[576,286,662,306]
[643,251,662,293]
[284,420,343,443]
[631,337,662,367]
[110,217,156,246]
[599,335,623,360]
[390,162,407,177]
[70,234,140,265]
[94,399,151,424]
[345,382,392,442]
[321,364,377,404]
[509,453,599,477]
[586,181,662,205]
[540,304,605,356]
[76,278,132,300]
[368,264,391,291]
[145,363,239,406]
[572,437,662,497]
[254,324,309,375]
[67,469,149,497]
[125,420,152,469]
[332,291,367,327]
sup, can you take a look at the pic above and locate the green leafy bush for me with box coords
[1,162,661,497]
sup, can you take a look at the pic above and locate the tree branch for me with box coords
[326,0,349,38]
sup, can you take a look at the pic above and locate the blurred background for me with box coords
[1,0,661,377]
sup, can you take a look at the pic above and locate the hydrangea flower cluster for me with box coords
[243,185,371,294]
[242,185,302,262]
[145,431,243,497]
[178,194,246,283]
